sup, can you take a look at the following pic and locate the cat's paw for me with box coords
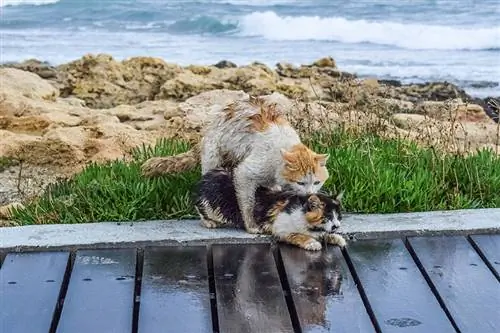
[246,226,263,234]
[303,239,322,251]
[327,233,347,248]
[200,218,218,229]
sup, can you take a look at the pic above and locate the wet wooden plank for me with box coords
[469,234,500,280]
[56,249,136,333]
[280,244,375,333]
[347,238,456,333]
[409,235,500,333]
[212,244,294,333]
[138,246,212,333]
[0,251,69,333]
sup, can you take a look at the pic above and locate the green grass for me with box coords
[11,131,500,225]
[0,156,18,172]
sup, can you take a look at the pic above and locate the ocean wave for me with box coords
[215,0,300,6]
[238,11,500,51]
[167,16,237,34]
[0,0,60,7]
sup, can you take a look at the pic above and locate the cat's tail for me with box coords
[140,143,201,177]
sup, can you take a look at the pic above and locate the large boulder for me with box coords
[57,54,182,108]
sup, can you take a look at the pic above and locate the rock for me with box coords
[414,100,492,123]
[379,98,415,113]
[391,113,434,131]
[157,71,223,101]
[312,56,336,68]
[381,81,472,103]
[2,59,58,79]
[1,68,59,100]
[221,65,278,96]
[0,202,24,219]
[186,65,212,75]
[379,79,403,87]
[213,60,237,69]
[57,53,182,108]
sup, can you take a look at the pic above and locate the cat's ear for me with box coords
[306,194,322,209]
[315,153,329,167]
[280,148,295,164]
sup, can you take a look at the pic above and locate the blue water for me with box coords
[1,0,499,97]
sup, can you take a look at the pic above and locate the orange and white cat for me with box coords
[141,96,330,234]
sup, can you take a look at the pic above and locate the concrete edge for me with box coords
[1,208,499,252]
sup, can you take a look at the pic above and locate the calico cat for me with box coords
[194,168,346,251]
[141,96,329,234]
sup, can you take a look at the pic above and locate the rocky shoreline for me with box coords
[1,53,499,221]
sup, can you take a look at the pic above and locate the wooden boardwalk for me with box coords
[1,233,499,333]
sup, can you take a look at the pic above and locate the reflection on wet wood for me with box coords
[212,244,294,333]
[409,236,500,333]
[347,238,456,333]
[279,244,375,333]
[56,249,136,333]
[0,251,69,333]
[469,234,500,280]
[138,246,212,333]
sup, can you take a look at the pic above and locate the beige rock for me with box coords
[43,126,87,150]
[415,100,491,123]
[312,56,337,68]
[157,71,222,101]
[379,98,415,113]
[57,53,182,108]
[392,113,434,130]
[0,68,58,100]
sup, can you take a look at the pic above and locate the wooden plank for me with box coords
[56,248,136,333]
[0,251,69,333]
[469,234,500,280]
[138,246,212,333]
[409,235,500,333]
[347,238,456,333]
[212,244,294,333]
[279,244,375,333]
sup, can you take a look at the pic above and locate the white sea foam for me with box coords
[1,0,60,7]
[238,11,500,50]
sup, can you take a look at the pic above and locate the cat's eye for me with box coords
[297,181,305,186]
[314,181,320,185]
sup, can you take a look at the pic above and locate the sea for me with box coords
[1,0,499,98]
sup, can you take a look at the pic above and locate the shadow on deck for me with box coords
[1,233,499,333]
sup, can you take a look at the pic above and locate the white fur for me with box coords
[303,239,323,251]
[272,208,310,239]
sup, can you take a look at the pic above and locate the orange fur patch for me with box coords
[281,144,329,182]
[223,102,237,121]
[305,195,325,225]
[305,209,324,225]
[222,97,288,131]
[285,233,317,248]
[248,97,288,132]
[266,199,289,221]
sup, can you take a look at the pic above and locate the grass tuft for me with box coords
[0,157,19,172]
[11,132,500,225]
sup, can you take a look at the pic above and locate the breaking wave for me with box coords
[1,0,60,7]
[238,11,500,51]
